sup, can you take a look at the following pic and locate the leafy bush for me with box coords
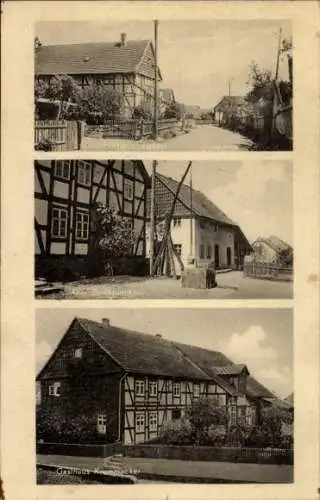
[35,139,54,151]
[158,418,194,445]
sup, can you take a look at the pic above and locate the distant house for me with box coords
[214,96,247,125]
[160,88,175,105]
[182,105,202,119]
[146,173,251,270]
[37,316,283,445]
[35,33,162,118]
[251,236,293,265]
[35,159,150,279]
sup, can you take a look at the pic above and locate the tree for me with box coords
[95,206,135,257]
[277,247,293,267]
[260,406,293,448]
[35,74,82,120]
[246,61,273,104]
[186,397,228,445]
[163,102,182,120]
[87,204,135,277]
[75,85,123,123]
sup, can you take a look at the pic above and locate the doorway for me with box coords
[227,246,232,267]
[214,244,220,268]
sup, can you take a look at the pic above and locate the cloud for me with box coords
[217,325,292,397]
[36,340,52,370]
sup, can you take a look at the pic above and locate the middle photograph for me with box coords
[34,159,293,300]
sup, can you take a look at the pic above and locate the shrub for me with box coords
[158,419,194,445]
[35,139,54,151]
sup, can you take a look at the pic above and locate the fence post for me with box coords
[77,121,84,150]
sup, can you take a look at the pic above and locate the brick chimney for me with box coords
[102,318,110,327]
[120,33,127,46]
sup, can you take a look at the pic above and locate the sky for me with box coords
[144,159,293,245]
[36,20,292,108]
[36,307,293,398]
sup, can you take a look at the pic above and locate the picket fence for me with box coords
[35,120,83,151]
[85,118,179,140]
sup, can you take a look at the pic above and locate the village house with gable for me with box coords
[36,317,289,445]
[146,172,252,271]
[251,236,293,264]
[34,159,150,280]
[35,33,162,118]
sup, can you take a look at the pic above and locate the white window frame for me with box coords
[51,205,68,238]
[75,210,90,240]
[97,414,107,434]
[135,412,145,433]
[48,381,61,397]
[123,178,134,201]
[77,161,91,187]
[173,217,181,227]
[135,379,145,397]
[173,382,181,397]
[54,160,71,180]
[149,412,158,432]
[74,348,83,359]
[149,381,157,397]
[194,384,200,398]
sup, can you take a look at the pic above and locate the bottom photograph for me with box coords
[36,307,293,484]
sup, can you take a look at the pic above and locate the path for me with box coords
[37,271,293,300]
[37,454,293,484]
[82,125,253,151]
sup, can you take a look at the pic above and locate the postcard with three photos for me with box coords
[1,2,319,500]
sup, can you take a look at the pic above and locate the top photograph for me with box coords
[34,20,292,152]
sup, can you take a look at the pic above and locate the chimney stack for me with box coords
[102,318,110,327]
[120,33,127,46]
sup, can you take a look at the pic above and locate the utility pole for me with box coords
[189,167,193,257]
[149,160,157,276]
[275,27,282,81]
[153,20,159,140]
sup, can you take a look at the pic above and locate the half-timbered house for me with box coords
[37,317,281,445]
[35,159,150,280]
[35,34,162,118]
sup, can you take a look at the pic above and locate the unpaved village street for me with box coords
[38,271,293,300]
[82,124,253,152]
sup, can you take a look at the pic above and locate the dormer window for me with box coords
[74,348,83,359]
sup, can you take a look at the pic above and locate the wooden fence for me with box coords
[35,120,83,151]
[123,444,293,465]
[85,118,180,140]
[243,261,293,281]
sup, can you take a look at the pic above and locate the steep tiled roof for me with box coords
[35,39,160,77]
[214,96,246,111]
[76,318,211,381]
[173,342,274,399]
[38,317,276,400]
[214,364,249,376]
[160,88,175,103]
[150,173,236,226]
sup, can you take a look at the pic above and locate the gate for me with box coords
[35,120,82,151]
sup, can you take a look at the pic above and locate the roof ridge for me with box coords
[38,39,151,48]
